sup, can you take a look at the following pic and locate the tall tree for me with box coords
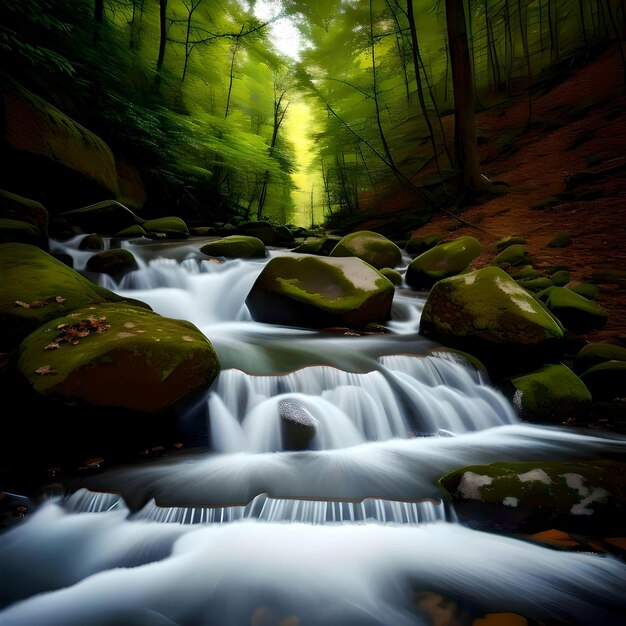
[155,0,168,87]
[445,0,490,195]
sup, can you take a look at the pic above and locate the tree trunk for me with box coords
[445,0,490,194]
[156,0,168,87]
[517,0,532,125]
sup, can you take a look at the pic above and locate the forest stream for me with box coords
[1,237,625,625]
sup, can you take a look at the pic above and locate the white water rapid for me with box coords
[2,238,625,624]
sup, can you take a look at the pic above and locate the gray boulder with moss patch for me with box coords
[406,236,482,288]
[537,286,607,331]
[0,243,148,350]
[144,217,189,239]
[200,235,266,259]
[419,266,564,362]
[439,460,626,532]
[507,364,591,422]
[330,230,402,270]
[245,255,394,329]
[18,303,219,413]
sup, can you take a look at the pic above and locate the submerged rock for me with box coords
[419,266,564,368]
[245,255,394,329]
[405,236,482,288]
[200,235,266,259]
[18,303,220,412]
[330,230,402,270]
[439,460,626,533]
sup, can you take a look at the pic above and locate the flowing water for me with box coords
[1,238,626,625]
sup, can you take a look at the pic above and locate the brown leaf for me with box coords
[35,365,57,376]
[55,296,66,304]
[44,343,60,351]
[15,301,30,309]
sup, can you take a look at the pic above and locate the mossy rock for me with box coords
[419,267,564,367]
[200,235,266,259]
[0,189,48,248]
[0,243,147,350]
[292,235,341,256]
[536,286,607,332]
[406,236,482,289]
[245,255,394,329]
[86,249,139,276]
[550,270,570,286]
[494,244,530,268]
[143,216,189,239]
[438,460,626,532]
[78,234,104,251]
[330,230,402,270]
[18,303,220,413]
[507,265,540,281]
[116,224,147,238]
[507,364,591,422]
[518,277,553,292]
[405,233,444,256]
[574,343,626,374]
[495,235,526,251]
[0,218,44,247]
[570,282,600,299]
[275,224,295,243]
[546,232,571,248]
[237,221,284,245]
[379,267,402,285]
[426,347,487,373]
[58,200,142,235]
[579,361,626,400]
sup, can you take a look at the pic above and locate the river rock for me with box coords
[574,343,626,373]
[0,243,148,350]
[379,267,402,285]
[405,236,482,288]
[292,235,341,256]
[245,255,394,329]
[200,235,266,259]
[86,249,139,276]
[0,219,44,247]
[494,244,530,268]
[404,233,444,256]
[506,364,592,422]
[115,224,147,238]
[143,217,189,239]
[0,189,48,249]
[279,399,318,450]
[330,230,402,270]
[419,266,564,367]
[57,200,142,235]
[237,221,289,245]
[495,235,526,251]
[18,303,220,413]
[79,234,104,251]
[439,460,626,533]
[579,361,626,400]
[536,286,607,332]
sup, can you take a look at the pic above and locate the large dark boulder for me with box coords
[0,189,48,249]
[245,255,394,329]
[57,200,142,235]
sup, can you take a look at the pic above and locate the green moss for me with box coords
[495,235,526,251]
[508,265,541,281]
[509,364,591,421]
[379,267,402,285]
[18,303,220,412]
[518,277,554,292]
[570,283,600,299]
[494,244,530,268]
[200,235,266,259]
[574,343,626,374]
[537,286,607,331]
[0,218,43,246]
[116,224,147,238]
[547,232,572,248]
[550,270,570,286]
[330,230,402,270]
[86,249,138,275]
[144,217,189,239]
[580,361,626,400]
[406,236,483,288]
[58,200,142,235]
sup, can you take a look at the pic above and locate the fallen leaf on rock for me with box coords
[44,342,60,351]
[14,301,30,309]
[55,296,66,304]
[35,365,57,376]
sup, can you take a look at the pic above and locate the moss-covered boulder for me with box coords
[237,221,290,245]
[245,255,394,329]
[292,235,341,256]
[579,361,626,400]
[143,217,189,239]
[79,234,104,251]
[405,233,444,256]
[570,282,600,299]
[547,232,571,248]
[494,244,530,268]
[115,224,147,238]
[86,249,139,276]
[57,200,142,235]
[18,303,219,413]
[406,236,482,288]
[0,189,48,249]
[0,243,146,350]
[330,230,402,270]
[0,218,44,247]
[550,270,570,287]
[379,267,402,285]
[507,265,540,281]
[574,343,626,374]
[115,162,146,211]
[200,235,266,259]
[507,364,591,422]
[1,84,118,208]
[438,460,626,532]
[518,277,553,292]
[419,267,564,366]
[536,286,607,331]
[495,235,526,251]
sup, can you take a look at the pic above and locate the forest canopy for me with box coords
[0,0,622,226]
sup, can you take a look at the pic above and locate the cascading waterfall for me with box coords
[2,238,626,625]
